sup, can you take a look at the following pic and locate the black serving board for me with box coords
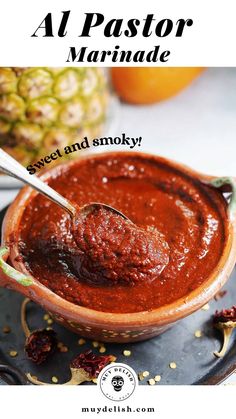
[0,206,236,386]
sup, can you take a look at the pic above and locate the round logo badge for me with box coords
[98,363,138,401]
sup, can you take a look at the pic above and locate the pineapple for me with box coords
[0,67,109,165]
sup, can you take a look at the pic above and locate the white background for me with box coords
[0,0,236,66]
[0,385,236,418]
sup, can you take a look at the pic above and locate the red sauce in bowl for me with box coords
[73,205,169,286]
[18,153,227,313]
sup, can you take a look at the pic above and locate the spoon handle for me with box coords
[0,148,76,217]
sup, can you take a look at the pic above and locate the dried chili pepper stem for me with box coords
[214,323,234,358]
[64,369,91,385]
[27,368,90,386]
[21,298,31,337]
[213,306,236,358]
[21,298,58,364]
[26,351,116,385]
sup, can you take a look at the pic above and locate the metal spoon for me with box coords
[0,148,129,222]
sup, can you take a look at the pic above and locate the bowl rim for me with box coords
[2,151,236,328]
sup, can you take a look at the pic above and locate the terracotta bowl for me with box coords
[0,153,236,343]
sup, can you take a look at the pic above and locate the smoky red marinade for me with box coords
[17,153,227,313]
[73,205,169,286]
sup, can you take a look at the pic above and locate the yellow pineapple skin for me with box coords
[0,67,109,165]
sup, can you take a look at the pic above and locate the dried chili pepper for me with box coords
[70,350,115,378]
[25,329,57,364]
[213,306,236,358]
[27,349,116,385]
[21,298,58,364]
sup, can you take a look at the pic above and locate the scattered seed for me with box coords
[154,375,161,382]
[43,314,50,321]
[46,327,53,331]
[47,319,53,325]
[195,330,202,338]
[123,350,131,357]
[138,370,150,381]
[99,346,106,353]
[92,341,99,348]
[60,345,68,353]
[51,376,58,384]
[202,303,210,311]
[3,326,11,334]
[78,338,86,346]
[57,342,64,349]
[169,362,177,369]
[9,350,18,357]
[214,290,227,301]
[148,378,156,386]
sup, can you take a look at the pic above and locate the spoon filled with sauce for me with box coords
[0,148,169,286]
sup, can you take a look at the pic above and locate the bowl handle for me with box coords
[210,176,236,220]
[0,246,33,288]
